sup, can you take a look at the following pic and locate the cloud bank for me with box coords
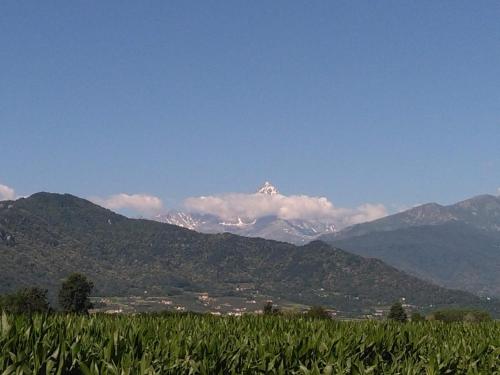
[91,193,164,216]
[184,192,387,228]
[0,183,16,201]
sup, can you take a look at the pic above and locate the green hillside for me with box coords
[327,222,500,297]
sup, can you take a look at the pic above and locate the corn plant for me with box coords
[0,311,499,374]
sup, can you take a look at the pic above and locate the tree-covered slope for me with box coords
[327,222,500,297]
[0,193,495,314]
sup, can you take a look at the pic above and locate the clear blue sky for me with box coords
[1,1,499,210]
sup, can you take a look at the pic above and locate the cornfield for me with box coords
[1,312,499,374]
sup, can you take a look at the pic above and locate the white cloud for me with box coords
[0,183,16,201]
[342,203,387,226]
[184,191,387,229]
[91,193,164,216]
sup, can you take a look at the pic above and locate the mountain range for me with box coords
[155,182,336,244]
[321,194,500,297]
[155,185,500,299]
[1,192,495,315]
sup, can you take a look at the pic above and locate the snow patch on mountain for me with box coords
[220,217,257,227]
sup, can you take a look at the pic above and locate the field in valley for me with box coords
[1,313,498,374]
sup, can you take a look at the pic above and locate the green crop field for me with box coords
[1,312,499,374]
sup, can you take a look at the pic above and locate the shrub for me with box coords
[262,301,280,315]
[411,312,425,322]
[430,309,491,323]
[305,305,331,319]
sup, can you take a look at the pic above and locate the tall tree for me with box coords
[388,301,407,322]
[58,273,94,314]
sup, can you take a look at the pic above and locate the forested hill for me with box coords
[0,192,495,314]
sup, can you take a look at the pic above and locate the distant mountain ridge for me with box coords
[155,182,336,244]
[321,194,500,297]
[329,194,500,240]
[1,192,494,315]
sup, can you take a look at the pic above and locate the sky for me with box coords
[1,1,499,221]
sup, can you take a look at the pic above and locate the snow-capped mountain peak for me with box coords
[154,182,338,244]
[257,181,279,195]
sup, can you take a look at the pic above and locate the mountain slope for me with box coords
[321,195,500,297]
[0,193,495,314]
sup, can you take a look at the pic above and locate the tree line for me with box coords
[0,273,94,314]
[263,300,491,322]
[387,301,491,323]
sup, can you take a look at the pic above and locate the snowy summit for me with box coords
[155,181,338,244]
[257,181,279,196]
